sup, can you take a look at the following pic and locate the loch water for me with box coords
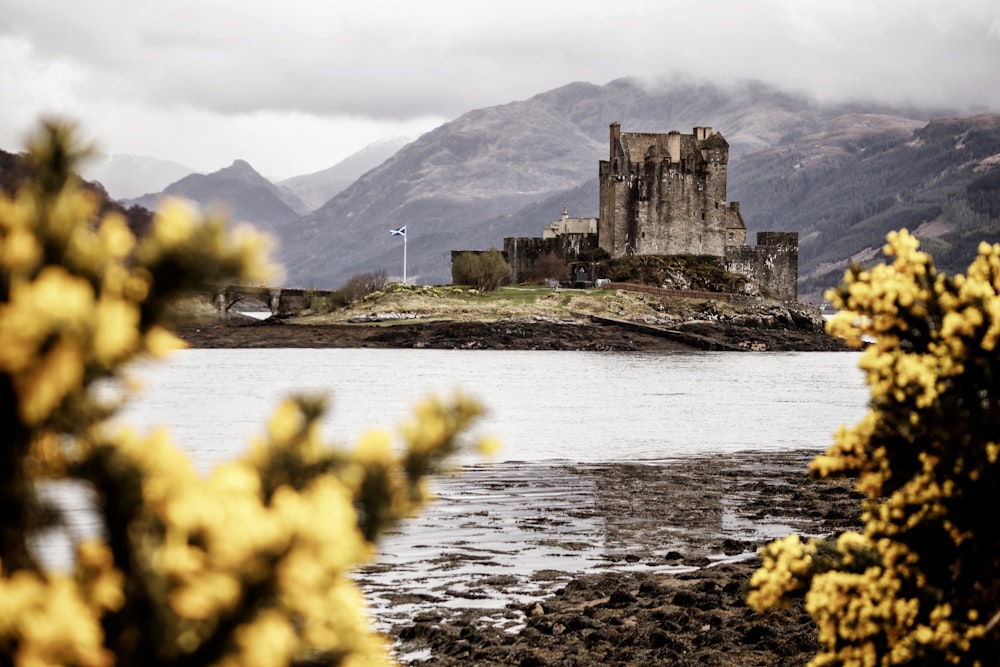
[37,348,869,575]
[114,348,869,467]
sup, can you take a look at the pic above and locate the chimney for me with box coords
[609,122,621,159]
[667,131,681,164]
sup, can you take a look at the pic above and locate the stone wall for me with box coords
[503,234,600,283]
[724,232,799,302]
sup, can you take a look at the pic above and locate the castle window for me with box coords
[702,212,705,220]
[715,201,719,209]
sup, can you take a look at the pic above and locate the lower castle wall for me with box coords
[503,234,599,283]
[725,232,798,302]
[456,232,798,301]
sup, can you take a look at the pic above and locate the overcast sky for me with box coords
[2,0,999,179]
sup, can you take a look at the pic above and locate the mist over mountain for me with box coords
[280,137,411,211]
[79,154,196,200]
[277,77,964,289]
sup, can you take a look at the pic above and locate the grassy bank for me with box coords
[288,284,708,325]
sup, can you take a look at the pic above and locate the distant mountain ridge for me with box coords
[280,137,411,211]
[0,148,154,237]
[729,113,1000,300]
[276,77,966,290]
[127,159,306,235]
[13,77,994,302]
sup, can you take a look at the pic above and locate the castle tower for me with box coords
[598,124,730,259]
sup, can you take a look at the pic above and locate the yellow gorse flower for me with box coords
[0,121,495,667]
[749,229,998,665]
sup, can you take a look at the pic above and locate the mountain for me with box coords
[280,137,411,211]
[128,159,306,235]
[276,78,954,289]
[728,113,1000,301]
[79,153,196,200]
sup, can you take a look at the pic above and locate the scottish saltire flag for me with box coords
[390,225,406,237]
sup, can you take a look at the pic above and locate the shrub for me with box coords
[342,269,388,304]
[0,121,494,666]
[527,252,569,283]
[451,249,511,292]
[748,229,1000,665]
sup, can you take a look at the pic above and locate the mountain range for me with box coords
[126,159,310,236]
[277,77,997,299]
[15,77,998,303]
[278,137,411,210]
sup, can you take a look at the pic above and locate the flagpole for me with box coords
[390,225,408,284]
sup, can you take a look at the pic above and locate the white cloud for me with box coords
[2,0,999,177]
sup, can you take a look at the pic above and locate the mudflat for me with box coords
[357,450,864,666]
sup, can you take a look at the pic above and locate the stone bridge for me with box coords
[212,285,337,322]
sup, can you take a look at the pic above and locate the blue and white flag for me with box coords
[390,225,406,237]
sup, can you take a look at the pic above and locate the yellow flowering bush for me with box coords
[0,121,491,666]
[748,229,999,665]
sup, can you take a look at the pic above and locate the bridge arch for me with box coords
[212,286,336,323]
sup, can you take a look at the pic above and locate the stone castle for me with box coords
[465,123,798,301]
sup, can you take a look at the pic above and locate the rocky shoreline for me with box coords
[176,315,848,352]
[355,451,864,666]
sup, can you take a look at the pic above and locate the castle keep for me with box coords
[599,123,746,257]
[487,124,798,301]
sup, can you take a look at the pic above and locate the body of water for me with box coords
[112,348,868,469]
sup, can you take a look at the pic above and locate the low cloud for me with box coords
[2,0,998,176]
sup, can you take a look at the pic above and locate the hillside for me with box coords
[128,159,307,235]
[279,137,411,211]
[729,113,1000,300]
[274,78,967,291]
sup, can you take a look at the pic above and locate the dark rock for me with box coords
[672,590,698,607]
[607,588,638,607]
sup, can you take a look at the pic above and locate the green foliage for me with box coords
[749,230,1000,665]
[304,287,337,313]
[450,248,511,291]
[0,121,492,667]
